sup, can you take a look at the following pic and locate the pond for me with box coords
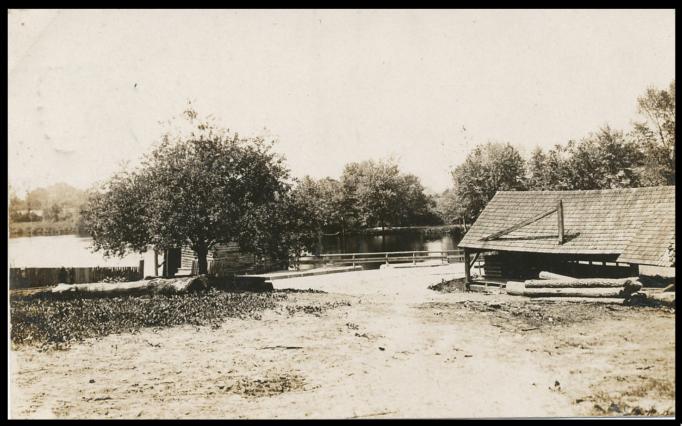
[8,231,462,275]
[319,232,461,254]
[8,235,157,276]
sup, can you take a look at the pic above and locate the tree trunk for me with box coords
[196,246,209,275]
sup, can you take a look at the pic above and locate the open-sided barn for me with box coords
[458,186,675,286]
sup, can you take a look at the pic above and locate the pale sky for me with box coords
[8,9,675,195]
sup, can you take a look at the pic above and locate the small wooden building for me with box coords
[174,242,279,277]
[458,186,675,286]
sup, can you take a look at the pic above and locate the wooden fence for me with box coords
[302,249,470,267]
[9,264,144,289]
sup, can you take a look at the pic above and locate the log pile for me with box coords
[505,272,643,299]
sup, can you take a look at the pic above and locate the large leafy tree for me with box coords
[339,159,437,229]
[452,142,526,222]
[341,160,403,230]
[630,80,675,186]
[294,176,352,235]
[81,108,299,275]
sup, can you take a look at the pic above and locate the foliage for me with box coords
[240,186,321,270]
[10,289,284,349]
[434,188,466,226]
[81,107,308,274]
[451,142,526,222]
[293,176,351,234]
[630,80,675,186]
[449,80,675,221]
[528,127,643,191]
[340,159,440,229]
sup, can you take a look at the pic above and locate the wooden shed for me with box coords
[175,242,280,277]
[458,186,675,287]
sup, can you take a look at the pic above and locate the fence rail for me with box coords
[9,265,143,289]
[298,249,476,267]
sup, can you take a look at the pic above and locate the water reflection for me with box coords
[320,233,460,254]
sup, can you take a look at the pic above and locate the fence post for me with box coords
[385,252,389,265]
[413,252,416,265]
[138,259,145,279]
[352,254,355,268]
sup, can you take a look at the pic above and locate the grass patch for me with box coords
[10,288,286,350]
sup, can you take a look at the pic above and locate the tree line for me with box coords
[47,80,675,273]
[292,159,442,236]
[9,183,88,223]
[439,80,675,225]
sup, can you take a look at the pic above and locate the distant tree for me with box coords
[434,187,466,226]
[630,80,675,186]
[525,146,570,190]
[341,160,403,230]
[45,203,63,222]
[526,127,642,191]
[294,176,351,234]
[452,142,526,222]
[81,107,303,275]
[398,174,442,226]
[340,159,437,229]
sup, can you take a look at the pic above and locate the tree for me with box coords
[434,187,466,226]
[452,142,526,222]
[630,80,675,186]
[398,174,442,226]
[294,176,350,234]
[340,160,403,230]
[526,127,642,191]
[81,107,298,275]
[45,203,63,222]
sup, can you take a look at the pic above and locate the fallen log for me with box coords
[663,283,675,292]
[538,271,577,281]
[524,277,641,289]
[522,287,626,298]
[625,291,675,307]
[52,276,209,294]
[504,281,526,296]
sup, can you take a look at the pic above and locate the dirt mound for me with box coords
[428,278,466,293]
[223,372,306,398]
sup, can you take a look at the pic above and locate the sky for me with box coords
[8,9,676,195]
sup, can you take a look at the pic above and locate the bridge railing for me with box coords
[297,249,478,267]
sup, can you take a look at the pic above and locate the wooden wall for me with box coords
[482,251,637,280]
[9,266,143,289]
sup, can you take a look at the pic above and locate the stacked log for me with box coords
[505,273,642,299]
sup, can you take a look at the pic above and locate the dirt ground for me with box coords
[9,266,676,419]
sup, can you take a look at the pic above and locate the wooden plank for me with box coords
[482,207,558,241]
[557,199,564,245]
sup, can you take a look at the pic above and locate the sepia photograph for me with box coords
[7,9,676,419]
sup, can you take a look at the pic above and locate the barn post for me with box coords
[464,248,472,290]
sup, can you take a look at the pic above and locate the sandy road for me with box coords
[10,265,675,419]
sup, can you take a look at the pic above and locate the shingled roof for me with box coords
[458,186,675,267]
